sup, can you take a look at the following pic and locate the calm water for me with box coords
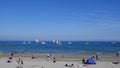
[0,41,120,54]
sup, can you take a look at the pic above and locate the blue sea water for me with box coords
[0,41,120,54]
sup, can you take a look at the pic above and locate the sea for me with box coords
[0,41,120,55]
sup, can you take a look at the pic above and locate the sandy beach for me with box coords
[0,54,120,68]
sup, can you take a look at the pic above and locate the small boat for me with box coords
[52,40,56,43]
[28,41,31,44]
[68,42,72,44]
[53,40,61,45]
[35,39,39,43]
[112,42,116,44]
[85,42,89,45]
[22,42,26,44]
[41,41,46,44]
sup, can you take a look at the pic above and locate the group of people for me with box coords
[47,53,56,63]
[82,54,99,64]
[7,53,23,68]
[7,53,14,63]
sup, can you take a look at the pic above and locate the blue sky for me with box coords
[0,0,120,41]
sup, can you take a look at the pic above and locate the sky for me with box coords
[0,0,120,41]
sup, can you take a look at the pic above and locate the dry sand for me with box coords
[0,54,120,68]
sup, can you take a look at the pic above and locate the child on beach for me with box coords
[47,54,51,60]
[53,57,56,63]
[32,55,35,59]
[116,52,119,57]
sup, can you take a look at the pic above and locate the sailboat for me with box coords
[55,40,61,45]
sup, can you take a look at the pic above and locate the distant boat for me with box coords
[35,39,39,43]
[112,42,116,44]
[56,40,59,44]
[68,42,72,44]
[22,42,26,44]
[52,40,56,43]
[53,40,61,45]
[85,42,89,45]
[41,41,46,44]
[28,41,31,44]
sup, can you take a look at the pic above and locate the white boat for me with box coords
[41,41,46,44]
[52,40,61,45]
[56,40,59,44]
[56,40,61,45]
[35,39,39,43]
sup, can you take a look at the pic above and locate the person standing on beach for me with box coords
[21,59,23,66]
[116,52,119,57]
[61,54,64,59]
[17,56,21,65]
[95,54,99,60]
[17,55,23,68]
[47,53,51,60]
